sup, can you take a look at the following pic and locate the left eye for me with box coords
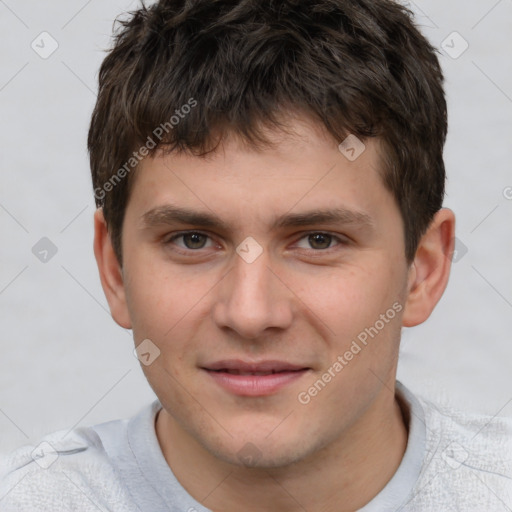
[295,233,342,250]
[167,232,214,250]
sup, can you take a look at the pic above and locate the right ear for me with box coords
[93,208,132,329]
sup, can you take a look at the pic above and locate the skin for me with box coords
[94,115,455,511]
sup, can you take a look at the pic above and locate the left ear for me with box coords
[402,208,456,327]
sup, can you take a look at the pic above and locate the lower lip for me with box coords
[203,369,309,396]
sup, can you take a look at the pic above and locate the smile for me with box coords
[201,360,311,396]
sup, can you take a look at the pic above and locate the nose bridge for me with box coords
[232,252,272,304]
[213,247,292,338]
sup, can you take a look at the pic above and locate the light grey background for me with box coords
[0,0,511,454]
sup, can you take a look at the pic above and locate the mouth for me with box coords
[201,360,311,396]
[209,369,302,376]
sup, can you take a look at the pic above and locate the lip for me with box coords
[204,359,308,373]
[201,359,311,397]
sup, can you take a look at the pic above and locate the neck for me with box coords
[155,386,408,512]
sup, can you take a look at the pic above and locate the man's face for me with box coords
[120,117,411,467]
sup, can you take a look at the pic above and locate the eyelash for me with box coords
[164,230,348,254]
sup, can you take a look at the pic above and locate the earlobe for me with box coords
[93,208,132,329]
[402,208,456,327]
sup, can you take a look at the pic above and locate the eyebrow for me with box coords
[140,204,374,231]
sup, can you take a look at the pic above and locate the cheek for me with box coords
[123,257,212,365]
[336,265,406,371]
[123,245,192,328]
[296,263,402,341]
[124,271,168,336]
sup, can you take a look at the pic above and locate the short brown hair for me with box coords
[88,0,447,266]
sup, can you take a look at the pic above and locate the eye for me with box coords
[295,232,345,250]
[164,230,347,254]
[166,231,215,250]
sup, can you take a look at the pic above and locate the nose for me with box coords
[212,248,293,340]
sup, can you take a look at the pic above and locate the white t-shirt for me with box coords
[1,381,511,511]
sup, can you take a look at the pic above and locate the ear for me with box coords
[93,208,132,329]
[402,208,456,327]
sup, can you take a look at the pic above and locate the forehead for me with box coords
[126,117,396,231]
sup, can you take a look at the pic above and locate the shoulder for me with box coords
[0,422,136,512]
[420,393,512,467]
[411,391,512,509]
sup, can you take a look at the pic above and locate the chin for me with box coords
[202,430,316,470]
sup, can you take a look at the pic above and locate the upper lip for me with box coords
[202,359,310,372]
